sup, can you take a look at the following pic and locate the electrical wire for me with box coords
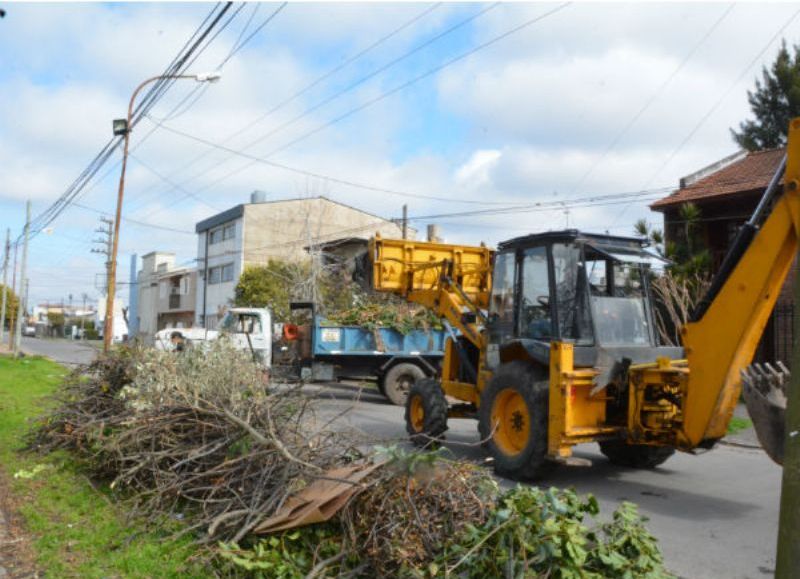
[566,3,736,198]
[16,2,236,247]
[177,2,573,208]
[130,2,450,214]
[153,123,553,206]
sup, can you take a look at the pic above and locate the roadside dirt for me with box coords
[0,468,39,578]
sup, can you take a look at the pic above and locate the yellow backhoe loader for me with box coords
[360,121,800,479]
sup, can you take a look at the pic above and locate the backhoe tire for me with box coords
[405,378,448,447]
[478,361,553,481]
[382,363,426,406]
[598,440,674,469]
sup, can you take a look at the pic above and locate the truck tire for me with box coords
[478,361,553,480]
[598,440,674,469]
[405,378,448,447]
[382,363,426,406]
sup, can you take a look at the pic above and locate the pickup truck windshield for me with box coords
[219,312,263,335]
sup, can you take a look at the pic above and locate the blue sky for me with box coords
[2,2,800,307]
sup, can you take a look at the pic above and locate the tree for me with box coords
[731,40,800,151]
[0,284,19,329]
[234,261,312,321]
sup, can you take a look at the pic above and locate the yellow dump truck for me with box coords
[361,120,800,479]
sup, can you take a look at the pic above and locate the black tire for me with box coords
[478,361,553,481]
[405,378,448,447]
[598,440,675,469]
[382,363,426,406]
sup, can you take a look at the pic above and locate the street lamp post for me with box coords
[104,72,220,352]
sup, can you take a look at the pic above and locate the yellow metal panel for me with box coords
[681,185,800,446]
[547,342,606,456]
[548,342,570,456]
[442,380,479,404]
[369,236,492,301]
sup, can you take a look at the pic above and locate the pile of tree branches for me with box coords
[28,341,357,543]
[29,344,671,577]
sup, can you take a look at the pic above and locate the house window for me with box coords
[223,223,236,240]
[209,222,236,245]
[208,267,222,284]
[208,263,235,285]
[222,263,234,282]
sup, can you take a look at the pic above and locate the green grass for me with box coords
[0,355,207,578]
[727,416,753,435]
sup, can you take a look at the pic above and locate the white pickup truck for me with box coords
[155,304,445,406]
[154,307,272,368]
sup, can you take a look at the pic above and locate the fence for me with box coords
[758,303,794,369]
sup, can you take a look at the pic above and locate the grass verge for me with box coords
[0,355,206,578]
[727,416,753,435]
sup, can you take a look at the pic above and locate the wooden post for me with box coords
[13,200,30,356]
[776,258,800,576]
[0,228,9,343]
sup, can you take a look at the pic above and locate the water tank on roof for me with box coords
[250,190,267,204]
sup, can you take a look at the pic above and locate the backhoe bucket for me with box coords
[741,362,788,465]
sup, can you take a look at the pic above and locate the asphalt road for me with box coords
[17,339,781,578]
[307,382,781,579]
[20,336,99,366]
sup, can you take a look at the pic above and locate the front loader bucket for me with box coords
[741,362,788,465]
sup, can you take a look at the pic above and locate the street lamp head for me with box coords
[112,118,129,136]
[194,71,222,83]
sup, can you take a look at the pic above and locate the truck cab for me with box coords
[217,308,272,368]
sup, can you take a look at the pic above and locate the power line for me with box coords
[567,3,736,198]
[142,2,571,216]
[131,2,450,214]
[154,123,547,206]
[16,2,236,247]
[605,5,800,230]
[643,6,800,189]
[179,2,572,207]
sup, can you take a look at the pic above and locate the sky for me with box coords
[2,1,800,308]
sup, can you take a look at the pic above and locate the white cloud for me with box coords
[4,2,800,305]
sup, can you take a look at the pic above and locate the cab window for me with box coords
[519,247,551,340]
[488,251,516,341]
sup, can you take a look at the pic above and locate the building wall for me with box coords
[195,197,406,327]
[137,252,175,339]
[242,198,405,265]
[137,253,198,339]
[195,217,244,328]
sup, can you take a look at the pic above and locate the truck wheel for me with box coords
[598,441,674,469]
[382,363,426,406]
[478,361,552,480]
[405,378,448,447]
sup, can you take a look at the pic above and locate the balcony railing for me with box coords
[169,294,181,310]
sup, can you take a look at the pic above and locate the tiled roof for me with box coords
[651,148,785,210]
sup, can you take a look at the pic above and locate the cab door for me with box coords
[518,246,553,341]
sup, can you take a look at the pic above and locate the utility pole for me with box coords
[13,200,30,356]
[7,242,17,350]
[402,204,408,240]
[0,229,9,343]
[92,217,114,347]
[106,71,221,352]
[81,292,88,339]
[92,217,113,296]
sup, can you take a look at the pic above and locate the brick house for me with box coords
[651,147,793,365]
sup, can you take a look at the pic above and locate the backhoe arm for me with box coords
[679,119,800,449]
[368,236,493,349]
